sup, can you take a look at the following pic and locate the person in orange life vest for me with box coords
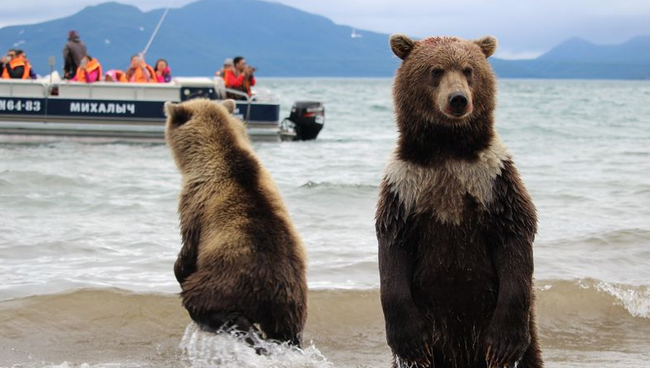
[125,54,157,83]
[1,49,31,79]
[14,50,37,79]
[225,56,256,99]
[73,55,102,83]
[24,53,37,79]
[104,69,128,82]
[215,58,234,79]
[0,50,16,77]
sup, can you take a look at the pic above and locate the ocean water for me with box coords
[1,78,650,367]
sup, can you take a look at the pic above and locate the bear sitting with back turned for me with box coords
[375,34,543,368]
[165,99,308,347]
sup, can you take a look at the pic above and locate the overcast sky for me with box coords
[1,0,649,59]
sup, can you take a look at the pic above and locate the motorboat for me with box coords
[0,76,324,143]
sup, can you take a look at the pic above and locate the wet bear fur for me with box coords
[375,34,543,368]
[165,99,308,346]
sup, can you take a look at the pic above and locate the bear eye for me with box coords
[431,68,444,78]
[463,67,473,77]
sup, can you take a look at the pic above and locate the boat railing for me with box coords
[220,87,254,123]
[0,79,49,98]
[51,81,180,102]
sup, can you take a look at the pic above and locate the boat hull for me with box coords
[0,79,282,142]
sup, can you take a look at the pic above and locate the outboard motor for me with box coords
[281,101,324,141]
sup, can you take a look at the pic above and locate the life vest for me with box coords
[116,70,127,82]
[156,67,171,83]
[129,64,157,83]
[222,68,233,81]
[243,78,252,96]
[1,58,31,79]
[75,58,102,83]
[224,70,254,97]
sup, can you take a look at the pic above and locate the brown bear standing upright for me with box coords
[165,99,307,346]
[376,35,543,368]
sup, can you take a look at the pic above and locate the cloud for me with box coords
[275,0,650,49]
[494,49,544,60]
[1,0,650,55]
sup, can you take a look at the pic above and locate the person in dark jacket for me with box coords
[62,30,87,80]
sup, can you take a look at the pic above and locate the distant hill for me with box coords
[0,0,649,79]
[537,36,650,64]
[0,0,398,77]
[492,36,650,79]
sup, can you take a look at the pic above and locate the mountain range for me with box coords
[1,0,649,79]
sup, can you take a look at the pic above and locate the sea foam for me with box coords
[179,323,333,368]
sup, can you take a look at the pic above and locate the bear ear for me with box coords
[164,101,192,127]
[390,34,416,60]
[474,36,498,58]
[163,101,177,120]
[221,99,236,114]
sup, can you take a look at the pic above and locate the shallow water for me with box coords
[1,284,649,367]
[1,78,650,367]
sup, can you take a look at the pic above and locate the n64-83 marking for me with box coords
[0,98,42,112]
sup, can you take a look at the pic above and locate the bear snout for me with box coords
[436,72,474,120]
[449,92,468,112]
[445,91,473,118]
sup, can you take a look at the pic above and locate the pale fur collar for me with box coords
[384,135,509,225]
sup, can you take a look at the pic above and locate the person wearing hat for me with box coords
[215,58,234,79]
[63,30,87,80]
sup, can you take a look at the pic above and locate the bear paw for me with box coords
[386,313,433,366]
[485,327,530,368]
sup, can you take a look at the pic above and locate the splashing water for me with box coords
[179,323,334,368]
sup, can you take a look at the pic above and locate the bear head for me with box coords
[390,34,499,162]
[164,98,243,175]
